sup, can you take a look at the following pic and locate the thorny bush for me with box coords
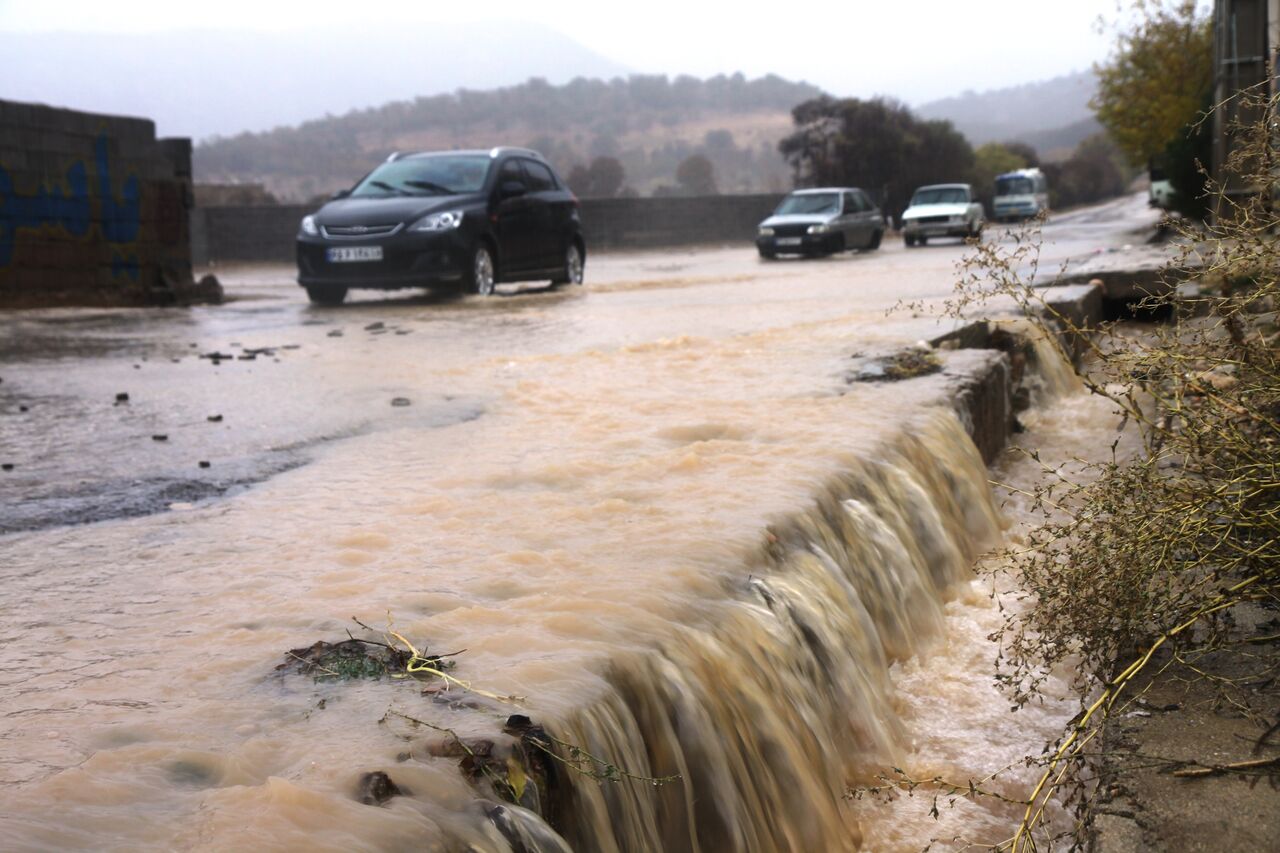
[873,87,1280,851]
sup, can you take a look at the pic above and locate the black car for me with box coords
[296,148,585,304]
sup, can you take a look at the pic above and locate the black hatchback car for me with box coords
[296,148,585,304]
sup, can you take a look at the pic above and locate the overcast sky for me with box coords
[0,0,1129,104]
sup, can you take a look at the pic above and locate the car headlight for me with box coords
[413,210,464,231]
[949,215,965,224]
[807,223,830,234]
[301,215,318,236]
[758,227,775,237]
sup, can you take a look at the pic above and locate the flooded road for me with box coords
[0,196,1156,850]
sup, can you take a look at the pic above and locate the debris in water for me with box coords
[198,461,211,469]
[356,771,406,806]
[115,392,130,404]
[364,322,385,331]
[207,414,223,422]
[278,638,417,681]
[2,463,14,472]
[391,397,411,407]
[151,434,169,442]
[850,347,942,382]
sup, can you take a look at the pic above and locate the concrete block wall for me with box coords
[190,194,788,266]
[0,98,210,308]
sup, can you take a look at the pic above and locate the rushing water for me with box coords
[1,281,1124,851]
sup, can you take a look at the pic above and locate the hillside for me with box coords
[195,74,822,201]
[916,70,1099,150]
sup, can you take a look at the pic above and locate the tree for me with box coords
[1001,141,1040,169]
[586,156,625,198]
[1041,134,1129,209]
[970,142,1030,208]
[676,154,718,195]
[567,157,627,198]
[1091,0,1213,168]
[778,96,974,216]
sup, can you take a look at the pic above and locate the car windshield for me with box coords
[995,177,1034,196]
[911,187,968,206]
[351,155,492,197]
[774,192,839,216]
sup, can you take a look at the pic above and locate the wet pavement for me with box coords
[0,194,1157,535]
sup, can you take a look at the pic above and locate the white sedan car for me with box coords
[901,183,984,246]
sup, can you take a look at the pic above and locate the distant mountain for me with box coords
[0,25,631,141]
[194,74,822,200]
[916,70,1099,152]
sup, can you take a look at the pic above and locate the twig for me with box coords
[1171,756,1280,778]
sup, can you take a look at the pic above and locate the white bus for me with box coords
[993,168,1049,222]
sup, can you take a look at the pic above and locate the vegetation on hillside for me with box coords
[195,74,820,201]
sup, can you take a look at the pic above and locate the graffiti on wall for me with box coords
[0,134,142,278]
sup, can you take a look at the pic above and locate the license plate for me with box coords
[326,246,383,263]
[777,237,802,246]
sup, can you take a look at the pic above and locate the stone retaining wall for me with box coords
[191,194,786,266]
[0,98,216,308]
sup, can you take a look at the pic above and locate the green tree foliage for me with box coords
[970,142,1031,208]
[1160,93,1213,220]
[1041,133,1130,208]
[676,154,718,195]
[778,96,974,216]
[1091,0,1213,168]
[1000,141,1041,169]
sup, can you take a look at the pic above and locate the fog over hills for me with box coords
[0,24,631,141]
[916,69,1100,155]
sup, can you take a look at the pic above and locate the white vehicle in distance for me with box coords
[901,184,985,247]
[992,168,1050,222]
[756,187,885,258]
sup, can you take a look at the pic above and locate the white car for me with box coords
[901,183,985,247]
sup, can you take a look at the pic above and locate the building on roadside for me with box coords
[1212,0,1279,204]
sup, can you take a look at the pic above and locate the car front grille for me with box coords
[321,223,403,239]
[771,224,811,238]
[918,215,951,225]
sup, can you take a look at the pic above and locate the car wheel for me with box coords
[867,230,883,250]
[918,235,929,246]
[466,243,496,296]
[552,241,584,285]
[758,247,777,260]
[904,234,916,247]
[305,284,347,306]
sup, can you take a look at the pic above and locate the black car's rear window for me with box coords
[352,155,492,197]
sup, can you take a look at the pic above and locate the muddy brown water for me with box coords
[0,206,1152,850]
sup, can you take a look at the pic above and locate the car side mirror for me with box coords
[330,188,351,201]
[499,181,526,199]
